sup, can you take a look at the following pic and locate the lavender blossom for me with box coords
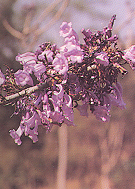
[16,52,37,73]
[93,105,111,122]
[60,36,84,63]
[38,50,53,62]
[62,93,74,126]
[0,70,5,86]
[14,69,33,86]
[108,82,126,109]
[23,111,40,142]
[33,63,46,80]
[9,124,25,145]
[60,24,84,63]
[59,22,79,42]
[123,45,135,70]
[52,53,68,75]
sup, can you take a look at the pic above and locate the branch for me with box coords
[2,19,24,39]
[35,0,70,36]
[0,82,49,105]
[29,0,63,33]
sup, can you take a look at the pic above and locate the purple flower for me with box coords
[51,84,64,106]
[59,22,79,42]
[50,111,63,123]
[123,45,135,70]
[38,93,52,123]
[93,105,111,122]
[0,70,5,86]
[49,85,64,123]
[95,52,109,66]
[16,52,37,73]
[76,103,88,117]
[62,93,74,126]
[107,34,118,42]
[14,69,33,86]
[108,82,126,109]
[37,109,51,126]
[38,50,53,62]
[60,36,83,63]
[33,63,46,80]
[81,28,92,38]
[9,124,25,145]
[59,22,83,63]
[23,111,40,143]
[52,53,68,75]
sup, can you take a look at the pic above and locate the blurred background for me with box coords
[0,0,135,188]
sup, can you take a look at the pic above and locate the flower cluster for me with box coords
[0,15,134,145]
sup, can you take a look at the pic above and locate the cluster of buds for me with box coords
[0,15,134,145]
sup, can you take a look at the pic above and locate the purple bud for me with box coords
[95,52,109,66]
[81,28,92,38]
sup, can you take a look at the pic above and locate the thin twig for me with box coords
[2,0,70,51]
[22,11,33,35]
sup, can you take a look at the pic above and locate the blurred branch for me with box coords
[2,19,23,39]
[35,0,70,36]
[2,0,70,51]
[22,11,33,35]
[30,0,63,33]
[30,0,70,50]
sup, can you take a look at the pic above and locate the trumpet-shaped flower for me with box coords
[16,52,37,73]
[52,53,68,75]
[14,69,33,86]
[33,63,46,80]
